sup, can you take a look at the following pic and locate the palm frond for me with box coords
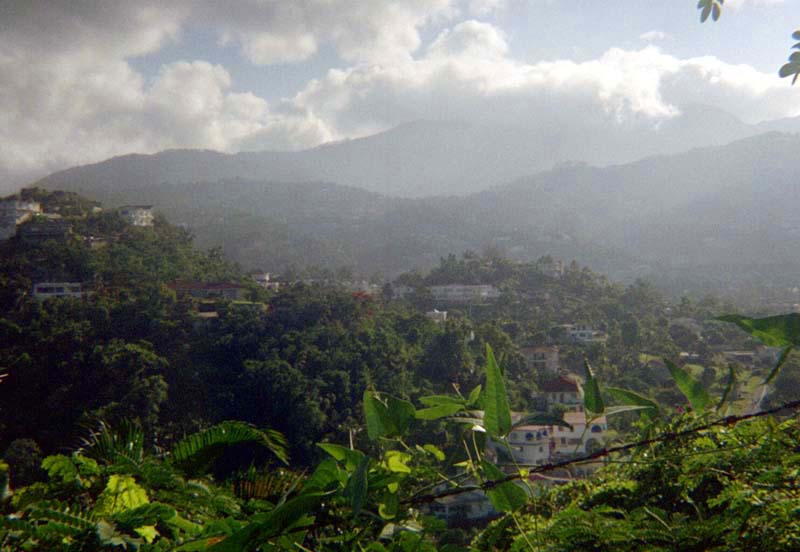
[79,419,145,467]
[169,421,288,476]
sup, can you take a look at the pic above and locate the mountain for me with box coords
[32,130,800,302]
[36,105,785,198]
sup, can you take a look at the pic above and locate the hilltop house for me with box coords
[0,200,42,239]
[168,281,248,300]
[429,284,500,304]
[119,205,154,227]
[489,410,609,470]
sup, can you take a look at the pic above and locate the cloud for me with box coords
[0,1,343,188]
[1,2,799,190]
[204,0,457,65]
[290,31,799,141]
[639,30,671,42]
[725,0,785,9]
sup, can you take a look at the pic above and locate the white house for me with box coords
[425,309,447,324]
[550,411,608,456]
[488,411,608,471]
[429,284,500,304]
[538,375,583,410]
[33,282,85,300]
[119,205,154,227]
[251,272,280,291]
[562,324,607,344]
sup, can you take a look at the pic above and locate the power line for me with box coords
[402,398,800,505]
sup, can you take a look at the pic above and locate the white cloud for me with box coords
[725,0,785,9]
[639,30,671,42]
[291,32,799,141]
[204,0,458,65]
[1,1,799,190]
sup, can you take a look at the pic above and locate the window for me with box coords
[591,425,602,433]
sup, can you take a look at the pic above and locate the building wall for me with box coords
[33,282,84,300]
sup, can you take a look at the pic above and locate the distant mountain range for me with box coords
[37,105,800,198]
[33,125,800,301]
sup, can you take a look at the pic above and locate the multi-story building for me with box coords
[539,375,583,409]
[429,284,500,304]
[520,345,560,374]
[119,205,154,227]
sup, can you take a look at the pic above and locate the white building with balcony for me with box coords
[429,284,500,304]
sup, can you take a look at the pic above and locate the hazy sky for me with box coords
[1,0,798,190]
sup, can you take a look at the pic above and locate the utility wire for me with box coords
[402,398,800,505]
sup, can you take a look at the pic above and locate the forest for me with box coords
[0,189,798,550]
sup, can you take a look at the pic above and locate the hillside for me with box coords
[35,105,788,198]
[30,131,800,303]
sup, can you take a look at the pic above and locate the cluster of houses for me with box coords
[428,374,609,523]
[0,198,160,301]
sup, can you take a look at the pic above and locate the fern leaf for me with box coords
[169,421,288,476]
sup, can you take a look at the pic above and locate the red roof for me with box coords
[540,376,579,393]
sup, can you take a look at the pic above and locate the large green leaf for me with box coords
[718,313,799,385]
[363,391,416,440]
[665,359,712,412]
[483,461,527,512]
[93,475,149,517]
[345,456,370,517]
[467,384,482,406]
[210,492,325,551]
[582,357,604,416]
[483,344,512,438]
[304,458,347,492]
[765,345,793,386]
[717,313,800,347]
[418,395,465,407]
[716,364,737,412]
[415,402,465,420]
[317,443,364,472]
[606,387,659,417]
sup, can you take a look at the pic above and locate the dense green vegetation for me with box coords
[2,190,799,550]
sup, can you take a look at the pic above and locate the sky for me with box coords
[1,0,798,191]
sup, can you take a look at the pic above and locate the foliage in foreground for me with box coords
[3,313,800,550]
